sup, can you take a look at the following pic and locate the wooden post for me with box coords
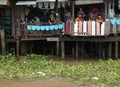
[81,42,84,57]
[76,41,78,59]
[51,46,54,58]
[98,43,102,58]
[21,42,27,55]
[70,0,75,34]
[16,39,20,58]
[56,41,59,56]
[61,41,65,59]
[104,1,108,18]
[115,41,118,59]
[0,30,6,55]
[55,0,60,23]
[108,42,112,58]
[71,0,75,20]
[72,47,75,58]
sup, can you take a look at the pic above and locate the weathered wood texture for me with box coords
[0,30,6,55]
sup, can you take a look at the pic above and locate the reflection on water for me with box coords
[52,56,99,65]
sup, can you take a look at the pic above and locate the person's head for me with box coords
[65,9,68,13]
[50,15,55,20]
[77,14,82,18]
[34,16,38,19]
[80,8,83,11]
[97,15,102,19]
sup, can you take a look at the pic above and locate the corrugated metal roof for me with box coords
[16,1,37,5]
[76,0,104,5]
[37,0,68,2]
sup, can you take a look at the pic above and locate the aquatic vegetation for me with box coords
[0,53,120,86]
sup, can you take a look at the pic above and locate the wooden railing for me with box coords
[64,20,120,36]
[16,23,64,38]
[15,19,120,38]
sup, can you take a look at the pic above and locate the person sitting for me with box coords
[77,7,86,19]
[75,14,84,22]
[48,15,56,25]
[96,15,103,23]
[33,16,40,24]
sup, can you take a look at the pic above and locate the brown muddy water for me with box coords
[0,78,78,87]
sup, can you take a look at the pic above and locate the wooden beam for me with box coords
[61,41,65,59]
[0,30,6,55]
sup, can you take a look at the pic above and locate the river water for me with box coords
[0,78,78,87]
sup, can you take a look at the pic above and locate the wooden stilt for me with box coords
[90,42,94,57]
[51,46,54,58]
[21,42,26,55]
[30,42,32,54]
[102,49,105,58]
[0,30,6,55]
[61,41,65,59]
[72,47,75,58]
[16,39,20,59]
[76,41,78,59]
[56,41,59,56]
[115,41,118,59]
[108,42,112,58]
[81,42,84,57]
[98,43,102,58]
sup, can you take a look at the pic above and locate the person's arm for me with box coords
[48,20,52,25]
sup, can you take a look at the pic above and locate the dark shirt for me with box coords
[77,11,86,18]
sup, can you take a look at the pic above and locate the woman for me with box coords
[48,15,56,25]
[75,14,84,22]
[96,15,103,23]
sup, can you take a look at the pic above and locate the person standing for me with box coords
[64,9,71,22]
[77,8,86,19]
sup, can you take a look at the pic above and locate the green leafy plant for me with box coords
[0,54,120,86]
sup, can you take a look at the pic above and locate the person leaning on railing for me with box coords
[33,16,41,25]
[48,14,56,25]
[96,15,103,23]
[75,14,84,22]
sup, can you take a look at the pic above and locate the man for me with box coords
[77,8,86,19]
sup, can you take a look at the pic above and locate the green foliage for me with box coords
[0,54,120,86]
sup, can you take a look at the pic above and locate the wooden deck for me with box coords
[3,19,120,59]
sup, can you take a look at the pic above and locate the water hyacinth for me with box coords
[0,54,120,86]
